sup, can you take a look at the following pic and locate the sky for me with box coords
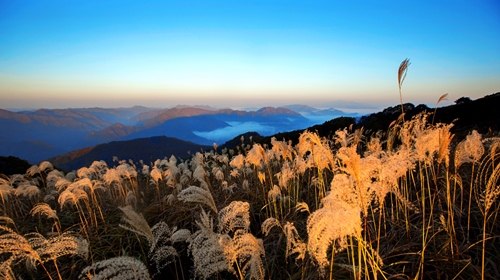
[1,0,499,111]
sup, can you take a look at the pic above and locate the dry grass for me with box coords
[1,115,499,279]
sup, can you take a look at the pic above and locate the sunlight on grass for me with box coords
[1,116,499,279]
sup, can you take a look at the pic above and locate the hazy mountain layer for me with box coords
[0,104,352,164]
[3,92,499,173]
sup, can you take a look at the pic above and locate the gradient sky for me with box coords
[1,0,499,111]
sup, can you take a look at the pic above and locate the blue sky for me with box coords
[1,0,499,111]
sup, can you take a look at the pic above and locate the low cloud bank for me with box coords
[193,122,281,144]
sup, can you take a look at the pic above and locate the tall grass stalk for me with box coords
[397,58,410,117]
[475,153,500,279]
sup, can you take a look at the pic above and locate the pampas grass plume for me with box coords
[80,256,151,280]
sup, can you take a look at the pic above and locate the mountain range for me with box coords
[0,104,355,164]
[0,93,500,171]
[41,92,499,172]
[1,92,498,173]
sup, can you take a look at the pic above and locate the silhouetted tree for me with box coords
[455,97,472,105]
[0,156,31,175]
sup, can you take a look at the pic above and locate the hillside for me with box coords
[84,123,142,144]
[48,136,211,172]
[244,93,500,148]
[0,107,159,162]
[0,156,31,175]
[136,107,217,127]
[0,139,67,164]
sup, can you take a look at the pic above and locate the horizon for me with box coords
[4,91,498,113]
[1,1,500,110]
[3,100,382,113]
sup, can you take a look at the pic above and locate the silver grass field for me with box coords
[1,64,500,279]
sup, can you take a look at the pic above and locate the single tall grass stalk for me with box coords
[398,58,410,117]
[432,93,449,125]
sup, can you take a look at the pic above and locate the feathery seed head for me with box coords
[177,185,218,213]
[46,170,65,189]
[229,154,245,169]
[189,210,231,278]
[26,165,40,177]
[80,256,151,280]
[58,187,88,210]
[218,201,250,234]
[284,222,306,261]
[246,144,267,168]
[119,205,154,243]
[149,168,162,184]
[193,165,206,183]
[54,177,71,192]
[77,167,95,179]
[0,185,13,202]
[276,161,294,189]
[271,137,294,161]
[214,169,225,181]
[455,130,484,168]
[30,203,58,220]
[261,217,280,236]
[267,185,282,202]
[14,182,40,199]
[228,231,266,280]
[307,197,362,272]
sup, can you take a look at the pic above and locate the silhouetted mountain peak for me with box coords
[86,123,141,144]
[256,107,300,116]
[110,122,125,128]
[282,104,349,116]
[0,109,32,123]
[138,107,216,127]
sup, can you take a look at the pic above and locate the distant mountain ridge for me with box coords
[283,104,345,115]
[87,106,309,146]
[282,104,355,122]
[135,107,216,127]
[136,106,301,127]
[131,105,223,123]
[0,104,345,163]
[85,123,142,144]
[0,108,106,129]
[7,92,500,173]
[0,140,66,164]
[0,107,159,162]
